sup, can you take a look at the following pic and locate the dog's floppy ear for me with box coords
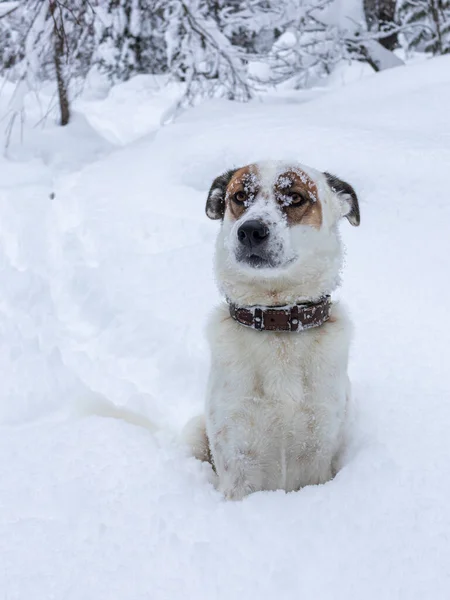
[324,172,360,226]
[206,169,237,220]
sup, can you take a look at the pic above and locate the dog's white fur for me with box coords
[183,161,358,500]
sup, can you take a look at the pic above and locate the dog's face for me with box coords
[206,161,360,303]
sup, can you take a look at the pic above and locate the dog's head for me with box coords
[206,161,360,304]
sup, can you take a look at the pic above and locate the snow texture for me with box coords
[1,56,450,599]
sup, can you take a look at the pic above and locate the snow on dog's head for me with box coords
[206,161,360,305]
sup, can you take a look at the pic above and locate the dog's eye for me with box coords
[289,192,307,206]
[233,191,246,205]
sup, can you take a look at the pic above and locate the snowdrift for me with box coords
[1,56,450,599]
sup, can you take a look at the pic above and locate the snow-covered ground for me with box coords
[1,56,450,599]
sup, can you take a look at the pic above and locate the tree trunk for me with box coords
[49,0,70,126]
[429,0,444,54]
[363,0,398,50]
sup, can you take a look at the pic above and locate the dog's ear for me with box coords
[324,172,360,226]
[206,169,237,220]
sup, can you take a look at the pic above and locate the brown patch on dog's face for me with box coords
[224,165,259,220]
[274,170,322,229]
[222,165,322,228]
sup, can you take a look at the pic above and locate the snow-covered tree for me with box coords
[0,2,22,71]
[259,0,344,87]
[162,0,252,113]
[0,0,97,128]
[398,0,450,55]
[212,0,281,54]
[363,0,398,49]
[0,0,408,128]
[95,0,167,81]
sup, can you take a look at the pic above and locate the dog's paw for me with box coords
[221,482,254,501]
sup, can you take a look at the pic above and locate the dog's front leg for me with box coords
[209,425,265,501]
[206,326,267,500]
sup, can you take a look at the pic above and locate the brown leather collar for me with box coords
[229,296,331,332]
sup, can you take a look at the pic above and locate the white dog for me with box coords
[183,161,360,501]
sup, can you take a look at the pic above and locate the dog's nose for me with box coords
[237,220,269,247]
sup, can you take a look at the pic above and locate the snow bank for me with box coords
[1,56,450,599]
[79,75,183,144]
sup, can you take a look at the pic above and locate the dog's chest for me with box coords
[206,309,346,490]
[211,331,320,433]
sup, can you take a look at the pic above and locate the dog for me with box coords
[182,160,360,500]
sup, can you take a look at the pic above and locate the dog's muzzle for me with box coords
[236,220,272,267]
[237,220,269,248]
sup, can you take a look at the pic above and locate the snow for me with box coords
[1,56,450,599]
[78,74,182,144]
[0,2,19,17]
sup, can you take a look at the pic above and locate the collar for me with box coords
[228,296,331,332]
